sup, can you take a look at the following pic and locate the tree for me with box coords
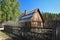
[0,0,3,22]
[42,12,60,20]
[1,0,21,22]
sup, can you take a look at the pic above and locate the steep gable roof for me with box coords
[19,9,44,22]
[37,9,44,23]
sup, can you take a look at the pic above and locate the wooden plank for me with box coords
[0,28,4,30]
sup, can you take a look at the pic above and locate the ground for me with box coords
[0,31,11,40]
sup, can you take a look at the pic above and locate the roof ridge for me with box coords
[28,8,39,13]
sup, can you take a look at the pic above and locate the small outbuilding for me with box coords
[19,9,44,33]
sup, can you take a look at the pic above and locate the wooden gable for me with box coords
[30,9,44,28]
[31,9,43,22]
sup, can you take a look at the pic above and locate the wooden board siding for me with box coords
[31,11,44,28]
[20,22,31,32]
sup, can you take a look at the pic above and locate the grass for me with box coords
[0,31,11,40]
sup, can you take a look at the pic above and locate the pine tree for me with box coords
[1,0,21,22]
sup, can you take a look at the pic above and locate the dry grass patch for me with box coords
[0,31,11,40]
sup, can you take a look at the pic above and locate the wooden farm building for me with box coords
[19,9,45,33]
[19,9,52,40]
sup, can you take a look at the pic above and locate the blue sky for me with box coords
[18,0,60,13]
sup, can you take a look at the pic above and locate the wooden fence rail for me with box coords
[4,25,53,40]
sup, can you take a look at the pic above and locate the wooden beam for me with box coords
[0,28,4,30]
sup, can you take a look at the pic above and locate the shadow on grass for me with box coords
[1,30,21,40]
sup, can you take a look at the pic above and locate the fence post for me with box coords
[52,21,56,40]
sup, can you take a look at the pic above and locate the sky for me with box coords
[18,0,60,13]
